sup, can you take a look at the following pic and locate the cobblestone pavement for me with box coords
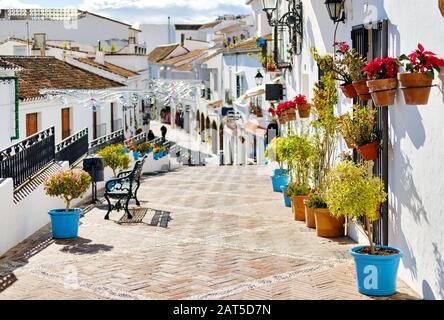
[0,166,420,300]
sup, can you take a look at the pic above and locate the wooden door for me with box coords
[110,103,115,132]
[93,111,98,139]
[26,113,38,137]
[61,108,71,140]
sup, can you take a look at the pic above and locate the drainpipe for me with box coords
[1,76,19,141]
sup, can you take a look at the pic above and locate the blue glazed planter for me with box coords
[133,151,140,161]
[48,209,81,239]
[153,153,159,160]
[280,185,291,207]
[271,174,289,192]
[350,245,403,296]
[274,169,288,176]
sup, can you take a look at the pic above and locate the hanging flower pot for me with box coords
[357,141,378,161]
[398,73,433,105]
[297,104,311,118]
[340,83,358,99]
[314,208,345,238]
[282,108,297,121]
[440,0,444,17]
[352,80,372,101]
[367,78,398,107]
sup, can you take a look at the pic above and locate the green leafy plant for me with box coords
[326,161,387,253]
[98,144,130,176]
[265,137,285,170]
[44,169,91,212]
[136,142,151,153]
[109,42,117,53]
[340,105,377,147]
[281,134,315,186]
[307,195,328,209]
[286,182,310,197]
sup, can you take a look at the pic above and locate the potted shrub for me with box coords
[326,161,402,296]
[287,183,310,221]
[341,105,378,161]
[98,144,131,177]
[363,57,400,107]
[308,195,345,237]
[398,43,444,105]
[277,101,297,123]
[136,142,152,157]
[294,94,311,118]
[265,137,289,192]
[336,115,355,149]
[44,169,91,239]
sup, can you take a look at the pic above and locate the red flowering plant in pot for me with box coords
[276,100,297,123]
[293,94,311,118]
[362,57,400,107]
[398,43,444,105]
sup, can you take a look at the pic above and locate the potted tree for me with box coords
[326,160,402,296]
[363,57,400,107]
[265,137,289,192]
[294,94,311,119]
[341,105,378,161]
[98,144,131,177]
[398,43,444,105]
[44,169,91,239]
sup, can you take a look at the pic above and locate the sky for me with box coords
[0,0,252,26]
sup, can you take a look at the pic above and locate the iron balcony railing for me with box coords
[55,128,89,166]
[88,129,124,155]
[0,127,55,190]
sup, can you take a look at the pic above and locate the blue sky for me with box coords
[0,0,251,25]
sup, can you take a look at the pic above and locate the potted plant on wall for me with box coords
[265,137,289,192]
[277,101,297,123]
[342,105,378,161]
[294,94,311,119]
[326,160,402,296]
[44,169,91,239]
[398,43,444,105]
[363,57,400,107]
[98,144,131,177]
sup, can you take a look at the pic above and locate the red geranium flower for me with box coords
[400,43,444,79]
[362,57,400,80]
[293,94,308,105]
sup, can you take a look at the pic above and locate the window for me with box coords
[275,25,291,67]
[13,45,27,56]
[236,74,245,98]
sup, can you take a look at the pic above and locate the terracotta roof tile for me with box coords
[0,56,123,100]
[148,44,181,63]
[75,57,139,78]
[199,21,221,29]
[159,49,207,66]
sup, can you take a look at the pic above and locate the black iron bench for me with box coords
[104,158,145,220]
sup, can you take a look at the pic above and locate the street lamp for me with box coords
[261,0,278,22]
[255,70,264,86]
[325,0,346,23]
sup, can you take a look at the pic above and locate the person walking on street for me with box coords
[161,125,167,141]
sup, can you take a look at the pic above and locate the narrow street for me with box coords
[0,165,418,300]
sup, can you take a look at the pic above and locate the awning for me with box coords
[242,121,266,137]
[208,100,222,108]
[245,84,265,98]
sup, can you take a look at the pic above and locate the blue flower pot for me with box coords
[350,245,403,296]
[280,185,291,207]
[48,209,81,239]
[154,153,159,160]
[271,174,289,192]
[133,152,140,161]
[274,169,288,176]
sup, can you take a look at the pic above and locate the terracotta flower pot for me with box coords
[297,104,311,119]
[440,0,444,17]
[291,195,309,221]
[314,208,345,238]
[282,109,297,121]
[398,73,433,105]
[367,78,398,107]
[304,200,316,229]
[357,141,378,161]
[352,80,372,101]
[340,83,358,99]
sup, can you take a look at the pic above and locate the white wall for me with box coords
[0,76,14,149]
[282,0,444,299]
[140,24,172,54]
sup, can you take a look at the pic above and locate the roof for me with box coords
[159,49,207,66]
[175,24,204,30]
[82,11,141,31]
[199,21,222,30]
[148,44,182,63]
[75,57,139,78]
[0,56,123,100]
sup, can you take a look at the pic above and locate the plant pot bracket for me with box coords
[369,88,397,93]
[399,84,437,90]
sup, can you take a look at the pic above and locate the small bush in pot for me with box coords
[326,160,402,296]
[363,57,400,107]
[266,137,289,192]
[287,183,310,222]
[98,144,130,177]
[398,43,444,105]
[44,169,91,239]
[307,195,345,237]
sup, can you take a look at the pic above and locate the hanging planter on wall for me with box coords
[440,0,444,17]
[367,78,398,107]
[352,80,372,101]
[294,94,311,119]
[340,83,358,99]
[357,141,378,161]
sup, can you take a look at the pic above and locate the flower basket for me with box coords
[398,73,433,105]
[340,83,358,99]
[297,104,311,118]
[357,141,378,161]
[352,80,372,101]
[367,78,398,107]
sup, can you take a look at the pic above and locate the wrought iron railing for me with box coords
[0,127,55,189]
[88,129,124,155]
[55,128,89,166]
[131,131,147,147]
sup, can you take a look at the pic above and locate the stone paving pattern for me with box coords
[0,166,420,300]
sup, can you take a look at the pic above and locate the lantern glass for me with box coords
[255,70,264,86]
[261,0,278,11]
[325,0,344,22]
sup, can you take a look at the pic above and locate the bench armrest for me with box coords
[117,170,132,178]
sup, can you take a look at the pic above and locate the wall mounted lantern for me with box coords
[261,0,303,58]
[325,0,346,23]
[255,70,264,86]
